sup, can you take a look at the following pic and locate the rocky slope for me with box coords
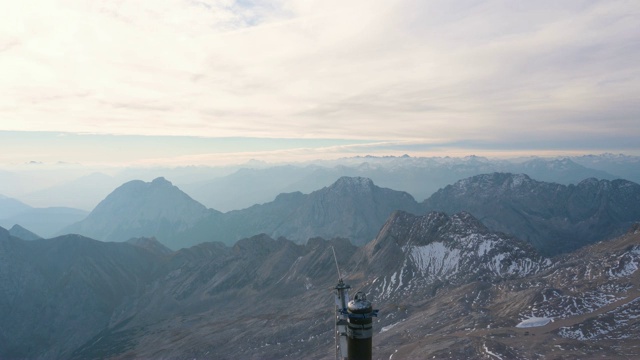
[423,173,640,255]
[0,209,555,359]
[5,209,639,359]
[369,223,640,359]
[0,228,164,359]
[354,211,550,302]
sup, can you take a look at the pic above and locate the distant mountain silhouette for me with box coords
[8,224,42,240]
[423,173,640,255]
[62,177,213,247]
[1,207,88,238]
[181,156,621,211]
[572,153,640,184]
[61,172,640,254]
[0,194,32,219]
[181,176,421,247]
[508,157,616,184]
[63,176,420,249]
[20,172,118,211]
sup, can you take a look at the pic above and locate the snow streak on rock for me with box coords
[608,245,640,278]
[370,211,549,301]
[520,285,629,321]
[558,297,640,340]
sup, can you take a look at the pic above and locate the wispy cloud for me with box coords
[0,0,638,158]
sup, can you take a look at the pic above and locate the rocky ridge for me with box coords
[423,172,640,255]
[2,219,640,359]
[357,211,550,302]
[63,176,420,249]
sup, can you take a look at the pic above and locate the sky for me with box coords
[1,0,639,166]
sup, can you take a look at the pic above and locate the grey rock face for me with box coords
[357,211,549,302]
[423,173,640,255]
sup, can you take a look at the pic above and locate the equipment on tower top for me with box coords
[332,247,378,360]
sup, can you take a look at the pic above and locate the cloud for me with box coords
[0,0,638,154]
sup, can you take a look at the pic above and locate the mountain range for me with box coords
[61,173,640,257]
[2,154,639,359]
[2,210,639,359]
[63,176,421,248]
[0,195,88,238]
[4,154,638,212]
[181,155,623,211]
[423,173,640,255]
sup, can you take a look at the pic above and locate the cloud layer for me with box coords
[1,0,639,156]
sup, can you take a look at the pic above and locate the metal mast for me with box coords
[333,247,350,360]
[331,247,378,360]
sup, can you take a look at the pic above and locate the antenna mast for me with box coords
[332,246,342,280]
[332,246,350,360]
[331,246,378,360]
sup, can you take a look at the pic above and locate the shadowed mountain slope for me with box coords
[181,176,421,247]
[422,173,640,255]
[63,176,420,249]
[3,217,640,358]
[61,177,215,247]
[0,229,165,359]
[58,211,546,359]
[8,224,42,240]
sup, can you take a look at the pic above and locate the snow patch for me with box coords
[516,317,551,328]
[408,242,461,276]
[381,321,401,333]
[483,343,503,360]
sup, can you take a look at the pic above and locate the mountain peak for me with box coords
[62,178,208,247]
[126,237,173,255]
[365,210,547,301]
[9,224,42,241]
[451,172,536,195]
[151,176,172,185]
[329,176,374,191]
